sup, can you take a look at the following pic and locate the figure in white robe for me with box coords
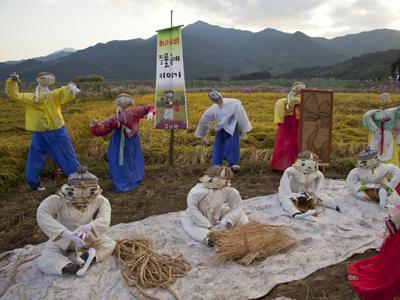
[195,90,252,172]
[346,147,400,208]
[36,166,116,276]
[181,166,249,246]
[278,151,340,218]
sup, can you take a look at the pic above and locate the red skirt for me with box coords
[347,230,400,300]
[270,115,299,171]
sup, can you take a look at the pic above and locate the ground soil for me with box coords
[0,163,372,299]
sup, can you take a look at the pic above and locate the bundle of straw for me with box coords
[114,239,191,300]
[208,220,297,265]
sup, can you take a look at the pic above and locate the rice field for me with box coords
[1,91,399,194]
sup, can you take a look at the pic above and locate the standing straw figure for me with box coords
[278,150,340,218]
[346,147,400,208]
[270,82,306,171]
[194,90,252,173]
[36,166,115,276]
[90,94,155,193]
[181,166,249,247]
[363,93,399,166]
[5,72,80,191]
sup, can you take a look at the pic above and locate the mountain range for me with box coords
[1,21,400,81]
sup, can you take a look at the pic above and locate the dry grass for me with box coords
[114,238,191,300]
[1,91,399,194]
[208,220,297,265]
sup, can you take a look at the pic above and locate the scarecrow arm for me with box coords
[363,110,379,133]
[235,102,252,133]
[88,195,112,238]
[346,169,363,194]
[385,164,400,190]
[274,98,286,124]
[221,188,243,224]
[51,85,77,105]
[37,195,69,242]
[187,189,212,228]
[195,106,215,138]
[5,78,36,106]
[90,115,116,136]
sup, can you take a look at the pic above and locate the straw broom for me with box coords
[208,220,297,265]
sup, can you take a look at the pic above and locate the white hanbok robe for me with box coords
[36,194,116,275]
[346,163,400,201]
[194,98,252,138]
[181,183,249,243]
[278,167,338,216]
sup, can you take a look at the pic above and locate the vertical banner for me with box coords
[299,90,334,165]
[155,25,188,129]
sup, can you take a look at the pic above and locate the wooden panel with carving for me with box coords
[299,90,334,165]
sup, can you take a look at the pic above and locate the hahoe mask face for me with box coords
[36,74,55,87]
[200,175,230,189]
[294,159,318,174]
[358,155,380,169]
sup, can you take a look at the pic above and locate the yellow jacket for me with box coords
[274,97,301,124]
[5,79,76,132]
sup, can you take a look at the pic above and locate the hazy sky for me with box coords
[0,0,399,61]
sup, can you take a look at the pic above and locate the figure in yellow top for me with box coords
[270,82,305,171]
[5,72,81,191]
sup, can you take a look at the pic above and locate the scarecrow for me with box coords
[346,147,400,208]
[181,166,249,246]
[36,166,115,276]
[195,90,252,172]
[90,93,155,192]
[363,93,399,166]
[270,82,305,171]
[5,72,80,191]
[348,204,400,299]
[278,151,340,218]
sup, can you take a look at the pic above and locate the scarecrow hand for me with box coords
[294,209,316,219]
[89,119,98,127]
[240,132,248,140]
[68,83,81,96]
[62,230,85,248]
[146,111,154,120]
[201,136,209,145]
[10,72,21,82]
[74,224,92,240]
[213,220,230,231]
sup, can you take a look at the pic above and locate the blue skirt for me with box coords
[108,130,144,193]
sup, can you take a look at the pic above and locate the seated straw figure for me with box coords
[278,151,340,218]
[181,166,249,247]
[346,147,400,208]
[36,166,116,276]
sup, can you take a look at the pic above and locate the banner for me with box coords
[299,90,334,165]
[154,25,188,129]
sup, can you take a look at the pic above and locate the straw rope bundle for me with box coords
[114,239,191,300]
[208,220,297,265]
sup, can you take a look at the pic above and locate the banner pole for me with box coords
[167,9,175,167]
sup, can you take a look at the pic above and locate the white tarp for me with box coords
[0,179,392,300]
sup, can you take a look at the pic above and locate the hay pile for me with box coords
[114,239,192,300]
[208,220,297,265]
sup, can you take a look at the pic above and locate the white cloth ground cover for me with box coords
[0,179,394,300]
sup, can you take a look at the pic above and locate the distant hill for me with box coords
[280,49,400,80]
[3,48,75,65]
[1,21,400,81]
